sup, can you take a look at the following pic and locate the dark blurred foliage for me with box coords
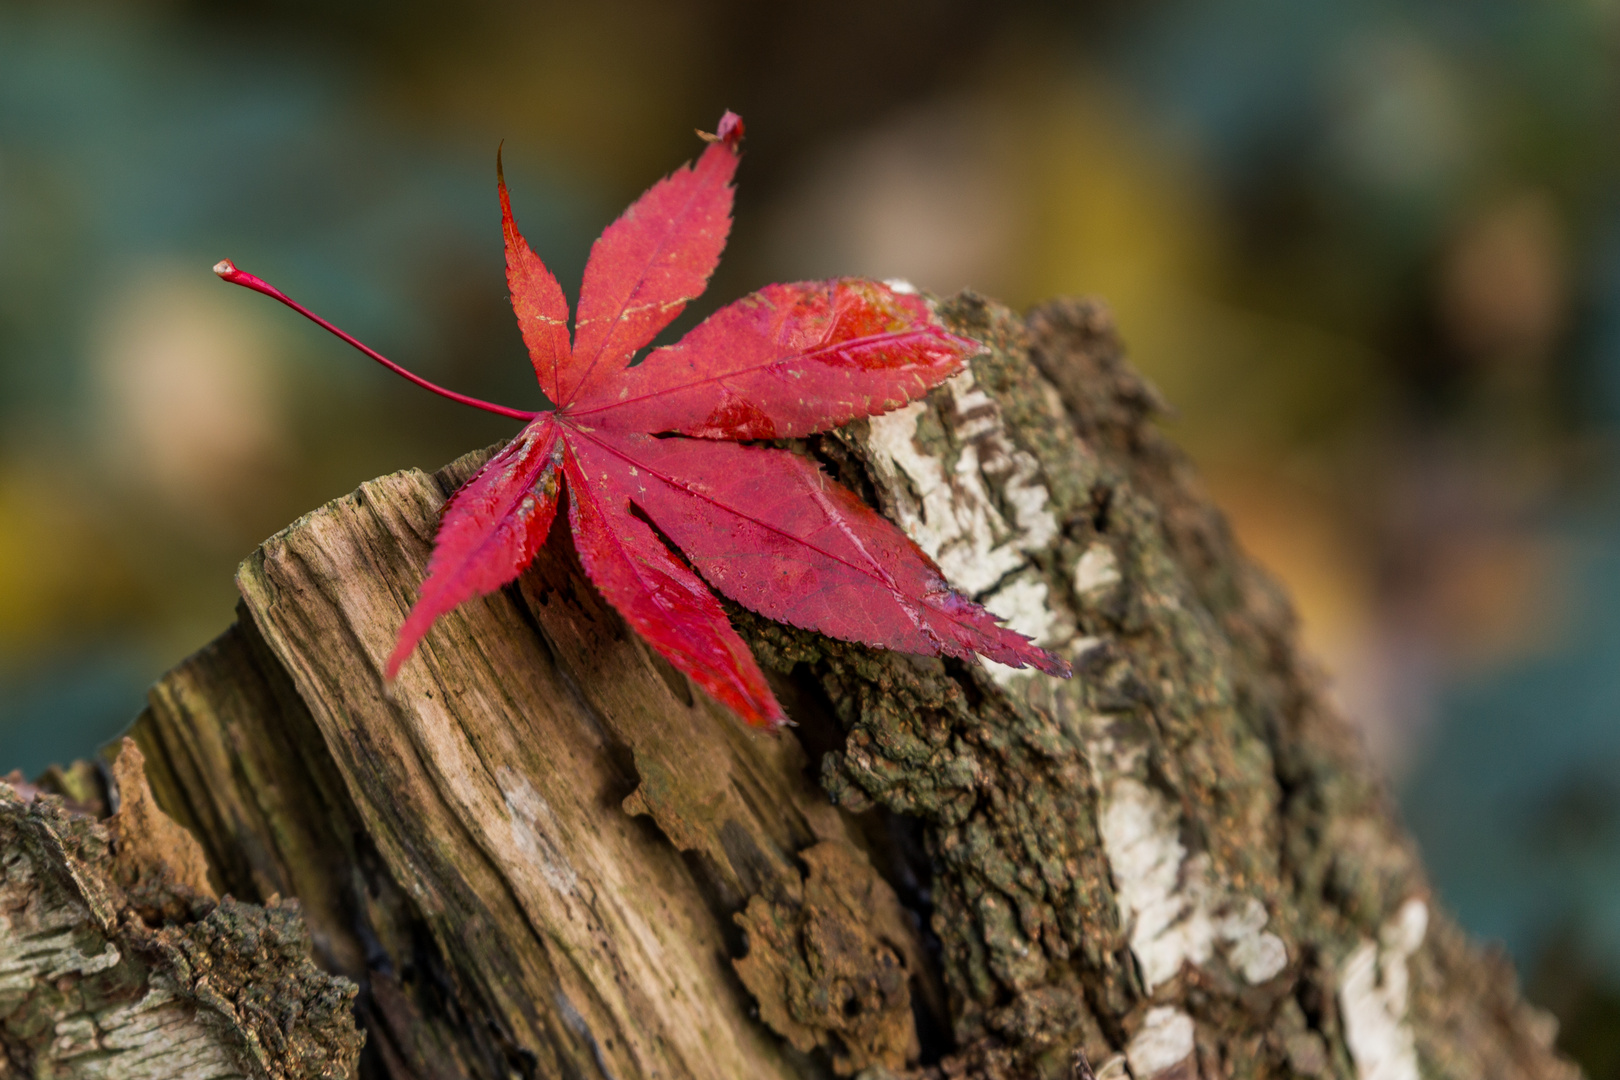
[1,0,1617,1070]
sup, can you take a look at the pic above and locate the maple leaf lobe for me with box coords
[573,278,983,440]
[387,417,563,679]
[498,148,572,399]
[565,131,741,405]
[562,440,785,727]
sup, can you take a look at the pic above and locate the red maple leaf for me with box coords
[216,113,1070,726]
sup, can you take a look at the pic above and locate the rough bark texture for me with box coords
[0,740,362,1079]
[18,293,1569,1080]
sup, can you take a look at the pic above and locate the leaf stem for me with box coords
[213,259,542,422]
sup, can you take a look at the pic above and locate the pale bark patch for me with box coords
[498,767,580,897]
[1340,898,1429,1080]
[981,575,1071,686]
[865,365,1070,691]
[1091,762,1287,991]
[1093,1054,1130,1080]
[1073,543,1121,594]
[865,369,1057,595]
[69,984,250,1080]
[1127,1005,1196,1078]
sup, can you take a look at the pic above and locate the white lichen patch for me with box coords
[1340,899,1429,1080]
[1098,777,1206,991]
[866,366,1073,690]
[1127,1005,1196,1078]
[981,574,1079,686]
[1089,747,1288,992]
[499,767,580,896]
[984,576,1058,645]
[1219,897,1289,985]
[1074,543,1121,594]
[866,369,1058,596]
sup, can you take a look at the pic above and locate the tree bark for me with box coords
[0,739,363,1078]
[13,294,1573,1078]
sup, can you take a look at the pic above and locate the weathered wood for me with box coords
[133,453,919,1079]
[106,292,1575,1080]
[0,740,361,1079]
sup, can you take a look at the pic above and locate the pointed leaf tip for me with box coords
[495,143,512,217]
[565,122,740,403]
[387,419,565,682]
[698,112,744,149]
[496,146,573,399]
[562,442,786,728]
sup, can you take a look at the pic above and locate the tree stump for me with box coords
[9,294,1576,1078]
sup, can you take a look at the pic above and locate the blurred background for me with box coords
[0,0,1616,1070]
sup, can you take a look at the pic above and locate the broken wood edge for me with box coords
[0,739,363,1079]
